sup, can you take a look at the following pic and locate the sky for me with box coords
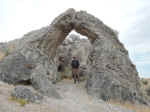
[0,0,150,77]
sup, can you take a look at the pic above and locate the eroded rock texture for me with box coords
[0,52,34,84]
[0,8,146,104]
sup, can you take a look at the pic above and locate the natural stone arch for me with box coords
[36,8,116,58]
[28,8,145,103]
[29,8,145,103]
[1,8,145,104]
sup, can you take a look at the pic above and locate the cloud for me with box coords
[119,2,150,77]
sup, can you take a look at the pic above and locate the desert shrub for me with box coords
[142,79,148,85]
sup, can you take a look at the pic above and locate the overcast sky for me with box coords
[0,0,150,77]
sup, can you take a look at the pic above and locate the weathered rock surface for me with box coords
[31,65,61,99]
[0,50,60,99]
[11,86,43,103]
[86,38,145,103]
[0,43,9,61]
[0,52,34,84]
[0,8,147,104]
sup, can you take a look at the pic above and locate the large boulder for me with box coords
[0,52,34,84]
[31,64,61,99]
[0,43,60,99]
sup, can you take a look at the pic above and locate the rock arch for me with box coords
[36,9,116,58]
[28,8,144,103]
[0,9,146,104]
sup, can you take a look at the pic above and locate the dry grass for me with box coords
[107,78,150,112]
[108,100,150,112]
[9,96,29,106]
[0,51,6,61]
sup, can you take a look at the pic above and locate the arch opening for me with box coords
[55,31,92,81]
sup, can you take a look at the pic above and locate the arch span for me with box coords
[36,8,116,58]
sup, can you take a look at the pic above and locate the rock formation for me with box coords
[0,8,147,104]
[55,34,92,79]
[0,52,34,84]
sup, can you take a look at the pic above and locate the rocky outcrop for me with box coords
[0,8,147,104]
[0,52,34,84]
[31,65,61,99]
[0,51,61,99]
[86,36,144,103]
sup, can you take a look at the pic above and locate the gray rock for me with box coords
[0,43,60,99]
[86,38,145,104]
[31,64,61,99]
[11,85,43,103]
[0,52,34,84]
[0,43,8,53]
